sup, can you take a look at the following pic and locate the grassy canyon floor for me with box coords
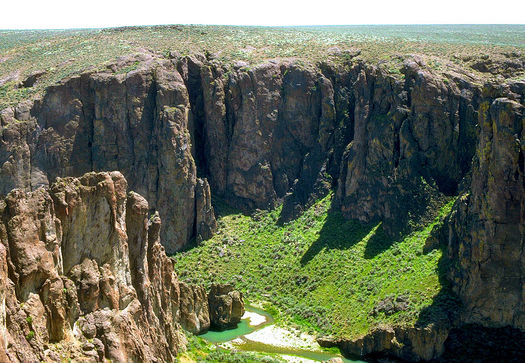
[173,194,457,342]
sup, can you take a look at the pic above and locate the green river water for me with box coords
[200,306,365,362]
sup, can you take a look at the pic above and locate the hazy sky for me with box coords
[2,0,524,29]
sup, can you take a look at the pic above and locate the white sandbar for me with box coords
[242,325,321,351]
[242,311,267,326]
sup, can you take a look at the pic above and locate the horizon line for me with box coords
[2,23,525,31]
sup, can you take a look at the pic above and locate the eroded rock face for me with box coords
[178,56,483,235]
[447,89,524,329]
[0,54,211,254]
[338,324,449,362]
[179,282,210,334]
[0,171,191,362]
[335,60,480,235]
[0,54,483,251]
[0,53,523,361]
[208,284,245,330]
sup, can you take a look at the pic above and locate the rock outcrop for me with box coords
[208,284,245,330]
[319,324,449,362]
[178,282,210,334]
[338,324,449,362]
[447,85,524,329]
[0,52,523,361]
[194,178,217,243]
[0,53,482,252]
[0,171,195,362]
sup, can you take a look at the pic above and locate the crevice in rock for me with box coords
[224,75,236,147]
[181,59,208,178]
[393,126,401,169]
[150,77,161,215]
[124,79,136,176]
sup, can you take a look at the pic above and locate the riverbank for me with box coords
[198,306,360,362]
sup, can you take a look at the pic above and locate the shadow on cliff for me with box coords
[414,225,459,330]
[300,209,395,265]
[422,223,525,361]
[211,196,245,219]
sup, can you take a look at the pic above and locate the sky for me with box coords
[2,0,524,29]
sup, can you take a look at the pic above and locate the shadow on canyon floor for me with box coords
[415,243,459,329]
[300,209,395,266]
[300,201,461,330]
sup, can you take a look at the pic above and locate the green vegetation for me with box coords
[116,60,140,74]
[26,330,35,341]
[173,194,457,339]
[199,349,283,363]
[179,333,283,363]
[1,25,524,109]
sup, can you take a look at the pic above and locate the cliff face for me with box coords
[0,171,190,361]
[0,54,216,254]
[447,85,524,329]
[0,169,242,361]
[0,172,231,362]
[0,53,483,251]
[182,55,481,232]
[0,52,523,361]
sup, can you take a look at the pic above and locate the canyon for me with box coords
[0,170,245,361]
[0,50,523,361]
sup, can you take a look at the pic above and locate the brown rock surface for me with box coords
[335,60,480,234]
[447,90,524,329]
[208,284,245,330]
[0,171,191,362]
[179,282,210,334]
[0,54,483,250]
[0,54,214,254]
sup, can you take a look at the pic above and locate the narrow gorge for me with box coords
[0,49,523,361]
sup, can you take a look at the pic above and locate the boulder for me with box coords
[208,284,245,330]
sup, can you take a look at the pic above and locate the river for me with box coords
[200,305,365,362]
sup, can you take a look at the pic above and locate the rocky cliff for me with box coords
[0,54,217,254]
[0,53,486,251]
[0,171,227,362]
[447,85,524,329]
[0,51,523,361]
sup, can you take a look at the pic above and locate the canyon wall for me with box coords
[0,54,216,254]
[0,171,190,361]
[0,53,485,251]
[447,85,524,330]
[0,52,523,360]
